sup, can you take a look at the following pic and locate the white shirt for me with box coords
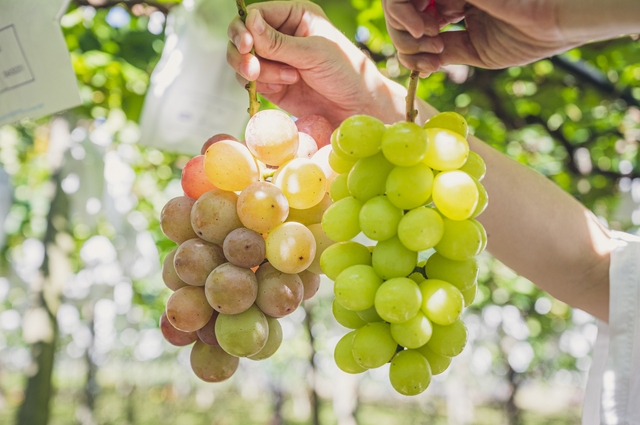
[583,231,640,424]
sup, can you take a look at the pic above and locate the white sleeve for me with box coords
[583,231,640,425]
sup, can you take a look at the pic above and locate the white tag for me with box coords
[139,0,248,155]
[0,0,81,126]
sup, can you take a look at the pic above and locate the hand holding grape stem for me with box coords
[383,0,640,74]
[226,1,437,127]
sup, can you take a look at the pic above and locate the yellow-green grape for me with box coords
[423,128,469,171]
[336,115,386,158]
[423,111,469,138]
[266,222,316,274]
[471,177,488,218]
[397,207,444,251]
[329,150,356,174]
[332,299,367,329]
[432,171,479,221]
[306,223,335,275]
[471,218,488,254]
[359,196,403,241]
[389,350,432,396]
[335,330,368,374]
[408,272,426,284]
[351,322,398,369]
[204,140,260,191]
[372,236,418,280]
[419,279,464,326]
[330,173,350,202]
[273,158,326,210]
[381,121,428,166]
[390,311,433,349]
[334,265,383,311]
[425,253,478,292]
[244,109,298,166]
[348,152,395,202]
[415,344,452,375]
[320,241,371,280]
[461,283,477,307]
[435,218,483,261]
[426,319,468,357]
[248,317,283,360]
[331,128,357,160]
[386,163,434,210]
[215,305,269,357]
[321,196,363,242]
[286,193,332,226]
[356,306,383,323]
[459,150,486,181]
[374,277,422,324]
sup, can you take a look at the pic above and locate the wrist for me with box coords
[557,0,640,44]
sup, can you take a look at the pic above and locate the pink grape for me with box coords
[196,310,220,346]
[181,155,216,199]
[201,133,238,155]
[222,228,266,269]
[162,249,188,291]
[205,263,258,315]
[159,311,198,346]
[295,114,334,148]
[255,262,304,318]
[298,269,321,300]
[166,286,213,332]
[190,189,243,244]
[160,196,197,244]
[174,238,226,286]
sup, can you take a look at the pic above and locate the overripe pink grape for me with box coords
[196,310,220,346]
[174,238,226,286]
[255,262,304,318]
[223,228,266,269]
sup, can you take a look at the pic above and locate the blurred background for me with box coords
[1,0,639,424]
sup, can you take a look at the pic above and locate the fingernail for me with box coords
[253,12,266,35]
[281,68,297,83]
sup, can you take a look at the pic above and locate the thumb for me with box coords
[246,9,319,70]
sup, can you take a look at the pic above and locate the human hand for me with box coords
[383,0,579,72]
[226,1,438,126]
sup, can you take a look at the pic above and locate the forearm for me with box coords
[557,0,640,44]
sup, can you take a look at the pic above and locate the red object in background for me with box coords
[295,114,334,149]
[181,155,217,199]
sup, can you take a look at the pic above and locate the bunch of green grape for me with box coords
[159,111,339,383]
[321,112,487,396]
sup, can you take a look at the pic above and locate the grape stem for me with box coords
[236,0,261,117]
[405,70,420,123]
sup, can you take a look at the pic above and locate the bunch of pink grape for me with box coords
[322,112,487,396]
[159,111,338,383]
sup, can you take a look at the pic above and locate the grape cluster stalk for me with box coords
[159,111,338,382]
[322,108,488,396]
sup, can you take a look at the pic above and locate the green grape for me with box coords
[329,150,357,174]
[337,115,386,158]
[386,163,434,210]
[320,241,371,280]
[307,223,335,275]
[330,173,351,202]
[372,236,418,280]
[351,322,398,369]
[331,128,357,160]
[408,272,426,284]
[415,344,452,375]
[425,253,478,292]
[335,265,383,311]
[471,177,488,218]
[321,196,363,242]
[390,311,433,349]
[381,122,428,166]
[419,279,464,326]
[215,305,269,357]
[423,128,469,171]
[471,219,487,254]
[359,196,403,241]
[459,150,486,181]
[374,277,422,324]
[426,319,467,357]
[435,218,483,261]
[356,306,383,323]
[389,350,432,396]
[332,298,367,329]
[432,171,479,221]
[461,283,477,307]
[248,317,283,360]
[335,330,368,374]
[348,152,395,202]
[397,207,444,251]
[423,111,468,138]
